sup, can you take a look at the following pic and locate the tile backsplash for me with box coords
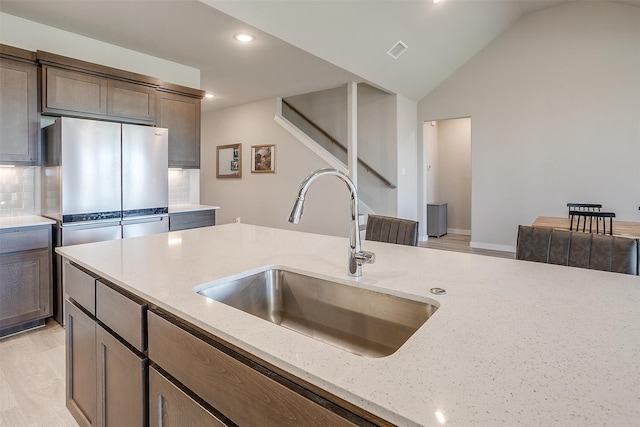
[169,168,200,205]
[0,166,39,217]
[0,166,199,218]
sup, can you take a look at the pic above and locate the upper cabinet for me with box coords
[157,89,202,168]
[0,45,39,165]
[37,50,204,167]
[38,51,165,125]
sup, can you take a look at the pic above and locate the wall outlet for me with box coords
[236,217,241,223]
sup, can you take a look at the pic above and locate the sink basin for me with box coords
[195,268,438,358]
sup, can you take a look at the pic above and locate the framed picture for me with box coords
[216,143,242,178]
[251,144,276,173]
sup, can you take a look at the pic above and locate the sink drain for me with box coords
[430,287,447,295]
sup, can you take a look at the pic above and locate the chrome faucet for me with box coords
[288,169,375,277]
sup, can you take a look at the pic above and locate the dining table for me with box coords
[532,216,640,238]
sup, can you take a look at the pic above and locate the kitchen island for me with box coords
[56,223,640,426]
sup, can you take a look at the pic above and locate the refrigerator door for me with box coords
[121,215,169,238]
[122,124,168,218]
[60,220,122,246]
[60,118,122,221]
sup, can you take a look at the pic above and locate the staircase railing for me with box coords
[282,100,396,189]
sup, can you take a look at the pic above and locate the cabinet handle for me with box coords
[100,343,106,427]
[157,393,164,427]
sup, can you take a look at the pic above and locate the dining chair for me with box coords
[516,225,638,275]
[566,203,602,215]
[569,210,616,235]
[365,215,419,246]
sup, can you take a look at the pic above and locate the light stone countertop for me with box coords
[56,223,640,426]
[0,215,56,230]
[168,204,220,213]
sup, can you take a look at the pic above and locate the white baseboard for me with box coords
[470,241,516,253]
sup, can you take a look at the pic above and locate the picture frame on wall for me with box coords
[216,143,242,178]
[251,144,276,173]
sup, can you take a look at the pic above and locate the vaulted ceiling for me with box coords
[1,0,638,112]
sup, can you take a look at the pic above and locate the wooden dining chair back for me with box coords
[365,215,419,246]
[569,210,616,235]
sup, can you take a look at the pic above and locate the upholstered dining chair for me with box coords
[365,215,419,246]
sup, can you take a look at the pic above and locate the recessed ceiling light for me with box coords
[234,33,255,42]
[205,93,215,99]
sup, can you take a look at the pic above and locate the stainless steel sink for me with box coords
[195,268,438,358]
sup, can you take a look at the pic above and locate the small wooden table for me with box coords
[533,216,640,238]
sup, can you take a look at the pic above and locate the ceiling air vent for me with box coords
[387,40,408,59]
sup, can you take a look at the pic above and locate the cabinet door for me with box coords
[149,366,227,427]
[96,324,147,427]
[107,80,156,123]
[43,65,108,116]
[0,250,51,330]
[157,91,201,168]
[65,301,97,427]
[0,58,38,164]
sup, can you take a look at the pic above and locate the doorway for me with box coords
[422,117,471,238]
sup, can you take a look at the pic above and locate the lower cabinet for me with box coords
[96,324,147,427]
[63,260,383,427]
[149,366,227,427]
[168,209,216,231]
[148,311,362,427]
[64,261,147,427]
[65,300,97,427]
[0,224,52,337]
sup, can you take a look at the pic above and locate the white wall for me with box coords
[418,1,640,251]
[0,12,200,88]
[200,98,352,238]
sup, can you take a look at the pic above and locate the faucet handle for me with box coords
[355,250,376,265]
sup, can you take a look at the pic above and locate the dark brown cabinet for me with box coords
[96,324,147,427]
[62,260,383,427]
[107,79,156,123]
[64,261,148,427]
[42,65,108,117]
[65,300,97,427]
[0,225,52,337]
[149,366,227,427]
[37,50,204,164]
[157,90,201,168]
[0,45,39,165]
[148,311,359,427]
[169,209,216,231]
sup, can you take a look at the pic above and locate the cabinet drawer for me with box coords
[149,366,227,427]
[169,210,215,231]
[64,260,96,315]
[96,281,147,352]
[0,226,50,254]
[148,311,355,427]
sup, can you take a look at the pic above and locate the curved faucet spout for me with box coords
[288,169,375,277]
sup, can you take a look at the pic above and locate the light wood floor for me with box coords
[0,320,78,427]
[0,235,511,427]
[419,233,515,259]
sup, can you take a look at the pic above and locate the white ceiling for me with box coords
[1,0,638,112]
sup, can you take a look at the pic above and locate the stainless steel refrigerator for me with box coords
[42,117,169,323]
